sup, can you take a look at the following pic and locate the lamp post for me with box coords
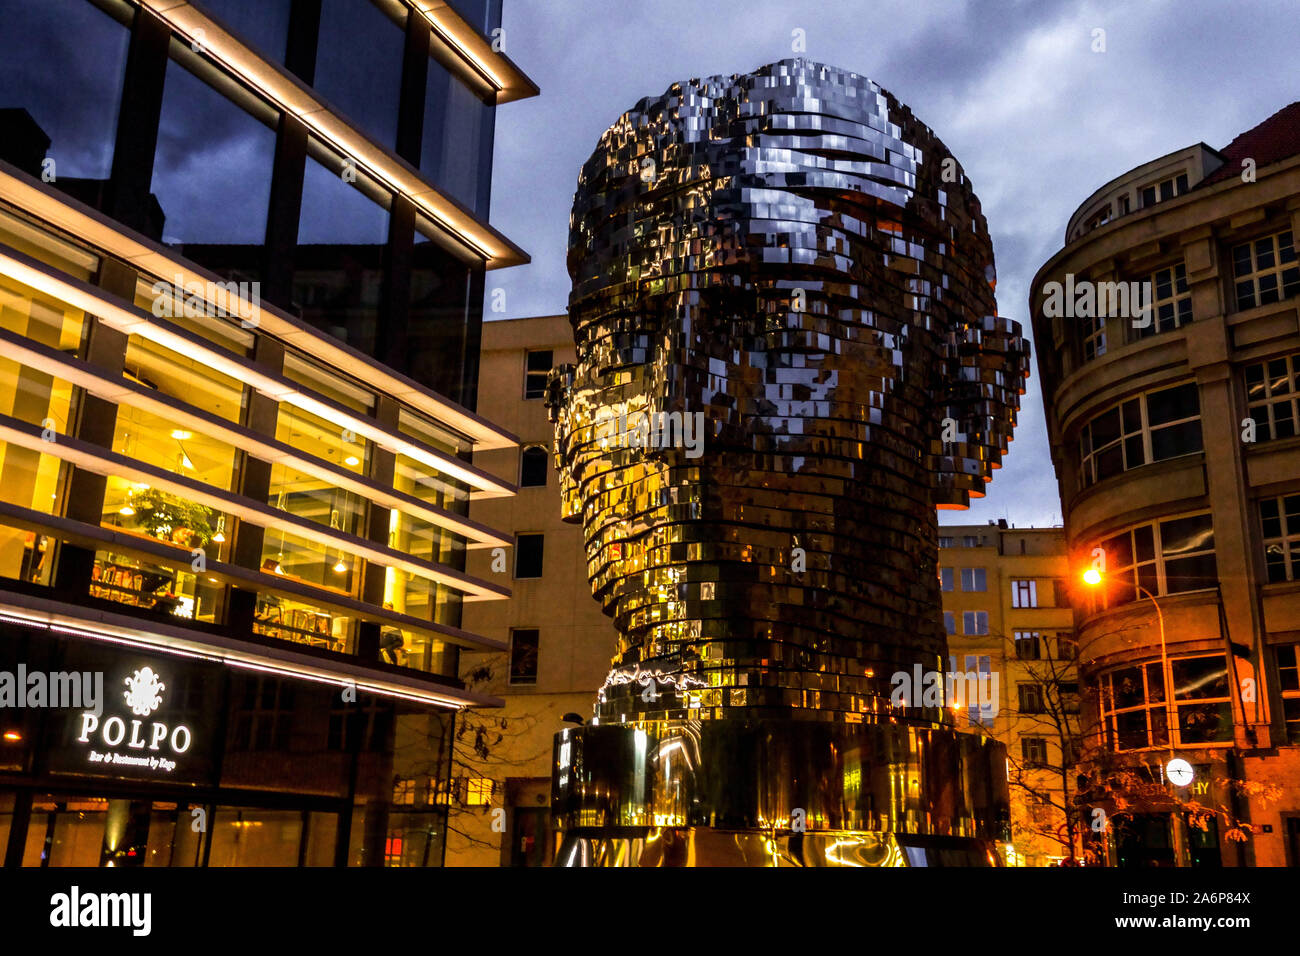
[1082,569,1191,867]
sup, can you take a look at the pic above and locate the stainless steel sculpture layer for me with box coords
[547,59,1029,866]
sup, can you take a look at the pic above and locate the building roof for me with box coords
[1202,100,1300,185]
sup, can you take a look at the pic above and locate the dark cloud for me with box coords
[487,0,1297,528]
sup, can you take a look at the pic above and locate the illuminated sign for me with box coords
[73,666,194,774]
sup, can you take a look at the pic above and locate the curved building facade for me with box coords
[1030,103,1300,866]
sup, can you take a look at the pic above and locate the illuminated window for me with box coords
[1011,579,1037,608]
[1232,230,1299,311]
[463,777,494,806]
[1244,352,1300,442]
[1261,493,1300,583]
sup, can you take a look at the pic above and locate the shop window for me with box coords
[1244,352,1300,442]
[208,808,304,867]
[253,589,355,654]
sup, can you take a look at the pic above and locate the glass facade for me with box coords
[313,0,406,150]
[152,45,278,280]
[0,0,512,404]
[422,61,496,216]
[0,0,130,188]
[0,0,528,869]
[0,631,454,867]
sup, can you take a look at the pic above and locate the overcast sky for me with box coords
[485,0,1299,529]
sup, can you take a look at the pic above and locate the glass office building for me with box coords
[0,0,535,866]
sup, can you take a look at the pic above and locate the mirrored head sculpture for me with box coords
[548,59,1029,866]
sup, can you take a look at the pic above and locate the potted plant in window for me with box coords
[128,488,216,550]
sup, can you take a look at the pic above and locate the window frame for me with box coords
[1011,579,1038,609]
[1244,351,1300,443]
[1232,229,1299,311]
[507,627,539,686]
[1133,262,1193,340]
[1078,382,1203,489]
[513,532,544,579]
[523,349,552,400]
[1260,492,1300,583]
[1089,512,1217,611]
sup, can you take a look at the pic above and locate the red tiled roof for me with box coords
[1202,101,1300,185]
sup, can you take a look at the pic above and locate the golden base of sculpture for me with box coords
[551,722,1010,867]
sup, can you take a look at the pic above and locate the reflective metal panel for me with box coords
[548,59,1027,865]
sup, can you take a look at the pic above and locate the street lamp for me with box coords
[1081,569,1192,866]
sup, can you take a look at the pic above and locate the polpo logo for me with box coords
[123,667,165,716]
[75,664,193,772]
